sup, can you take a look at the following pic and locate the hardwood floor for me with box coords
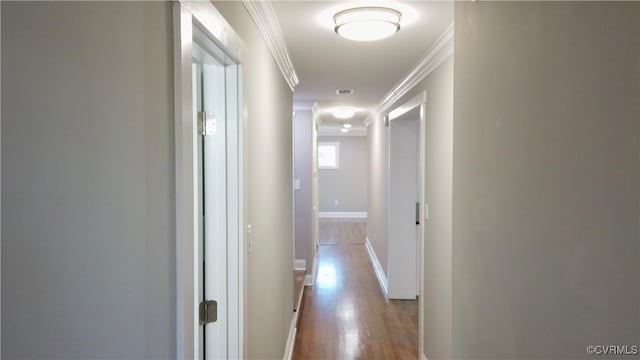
[293,220,418,360]
[318,218,367,245]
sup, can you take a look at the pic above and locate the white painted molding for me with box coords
[319,211,367,219]
[295,283,305,311]
[0,3,3,356]
[242,1,299,91]
[174,2,246,358]
[283,316,297,360]
[293,259,306,271]
[388,91,427,121]
[365,237,389,299]
[363,22,454,126]
[312,102,322,127]
[304,274,314,286]
[305,252,318,286]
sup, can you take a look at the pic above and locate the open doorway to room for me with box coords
[173,2,245,358]
[387,105,421,301]
[386,92,427,358]
[292,107,316,313]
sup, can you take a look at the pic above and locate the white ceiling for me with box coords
[272,1,453,130]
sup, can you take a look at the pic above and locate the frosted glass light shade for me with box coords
[332,108,356,119]
[334,7,401,42]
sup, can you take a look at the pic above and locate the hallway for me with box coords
[293,220,418,360]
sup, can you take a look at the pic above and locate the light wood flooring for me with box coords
[293,219,418,360]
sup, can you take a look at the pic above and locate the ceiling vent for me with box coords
[336,89,354,95]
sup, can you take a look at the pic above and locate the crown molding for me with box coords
[363,22,454,126]
[242,0,299,91]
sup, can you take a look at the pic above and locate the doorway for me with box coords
[386,91,427,357]
[192,37,241,359]
[174,2,246,359]
[387,107,420,300]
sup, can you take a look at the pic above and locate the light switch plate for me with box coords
[424,203,430,220]
[294,179,301,190]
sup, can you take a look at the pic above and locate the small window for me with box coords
[318,142,340,169]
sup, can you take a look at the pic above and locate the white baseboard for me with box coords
[304,252,318,286]
[295,283,305,311]
[293,259,306,271]
[304,274,314,286]
[286,275,308,360]
[365,236,388,299]
[422,353,428,360]
[318,211,367,219]
[283,315,297,360]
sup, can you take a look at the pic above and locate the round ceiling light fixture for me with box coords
[333,7,402,42]
[332,108,356,119]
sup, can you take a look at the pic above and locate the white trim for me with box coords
[422,353,428,360]
[305,252,318,286]
[242,0,299,91]
[294,259,307,271]
[0,3,3,355]
[365,237,389,299]
[304,274,314,286]
[364,22,453,126]
[180,1,246,63]
[285,279,307,360]
[173,2,246,358]
[387,93,428,359]
[295,281,305,311]
[283,316,297,360]
[318,211,367,219]
[388,92,428,121]
[173,6,197,358]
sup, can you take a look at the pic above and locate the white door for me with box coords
[193,40,241,359]
[387,108,420,299]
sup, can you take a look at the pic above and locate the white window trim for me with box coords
[318,142,340,169]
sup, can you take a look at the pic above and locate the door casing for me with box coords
[387,90,427,358]
[173,2,247,358]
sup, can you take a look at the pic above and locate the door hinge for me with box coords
[198,112,217,136]
[199,300,218,325]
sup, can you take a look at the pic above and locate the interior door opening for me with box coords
[387,107,421,300]
[192,27,242,360]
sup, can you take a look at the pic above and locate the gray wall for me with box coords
[367,57,454,359]
[453,2,640,358]
[2,2,175,358]
[418,58,454,359]
[213,2,294,358]
[367,118,388,272]
[319,136,367,212]
[294,110,313,268]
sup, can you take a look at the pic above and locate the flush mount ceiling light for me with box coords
[334,7,402,42]
[342,123,352,129]
[332,108,356,119]
[341,128,349,133]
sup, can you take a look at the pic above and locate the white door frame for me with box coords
[387,91,427,359]
[173,2,247,358]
